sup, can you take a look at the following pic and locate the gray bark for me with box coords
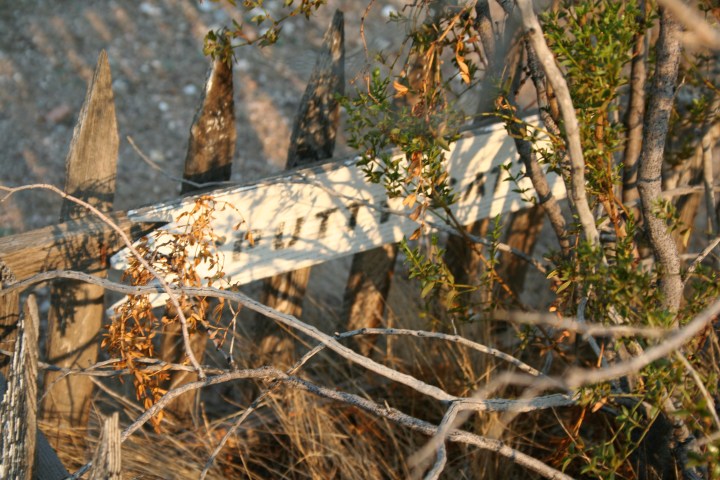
[637,8,683,314]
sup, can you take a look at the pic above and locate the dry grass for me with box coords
[47,254,561,479]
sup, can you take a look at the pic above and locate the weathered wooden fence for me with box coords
[0,10,558,476]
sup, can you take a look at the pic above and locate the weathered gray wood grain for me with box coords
[43,50,119,432]
[89,412,121,480]
[1,295,69,480]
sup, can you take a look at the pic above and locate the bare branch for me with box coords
[623,0,649,206]
[336,327,543,376]
[506,110,570,256]
[685,234,720,277]
[564,295,720,389]
[70,368,572,480]
[637,7,684,314]
[411,402,458,480]
[516,0,601,248]
[199,343,325,479]
[493,310,670,339]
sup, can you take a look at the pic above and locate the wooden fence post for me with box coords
[255,10,344,362]
[0,259,19,376]
[1,295,39,480]
[160,42,236,423]
[342,245,397,356]
[42,50,119,434]
[495,206,545,301]
[89,412,121,480]
[1,295,70,480]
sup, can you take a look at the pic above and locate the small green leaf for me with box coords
[556,280,572,294]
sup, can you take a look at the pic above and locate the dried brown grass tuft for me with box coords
[47,256,552,479]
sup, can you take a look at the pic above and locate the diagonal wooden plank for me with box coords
[111,121,565,302]
[43,50,119,433]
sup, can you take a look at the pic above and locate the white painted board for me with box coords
[111,120,566,304]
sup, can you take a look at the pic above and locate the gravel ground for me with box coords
[0,0,405,233]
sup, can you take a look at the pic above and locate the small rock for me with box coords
[158,101,169,112]
[150,149,165,162]
[44,104,73,124]
[140,2,162,16]
[183,84,198,96]
[112,78,128,93]
[197,0,214,12]
[236,58,251,72]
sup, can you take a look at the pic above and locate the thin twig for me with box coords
[126,136,235,190]
[685,234,720,277]
[492,310,669,339]
[410,402,458,480]
[675,351,720,429]
[0,348,225,377]
[336,327,543,376]
[577,297,608,367]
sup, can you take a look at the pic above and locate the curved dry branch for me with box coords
[564,295,720,389]
[2,267,580,409]
[5,268,697,389]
